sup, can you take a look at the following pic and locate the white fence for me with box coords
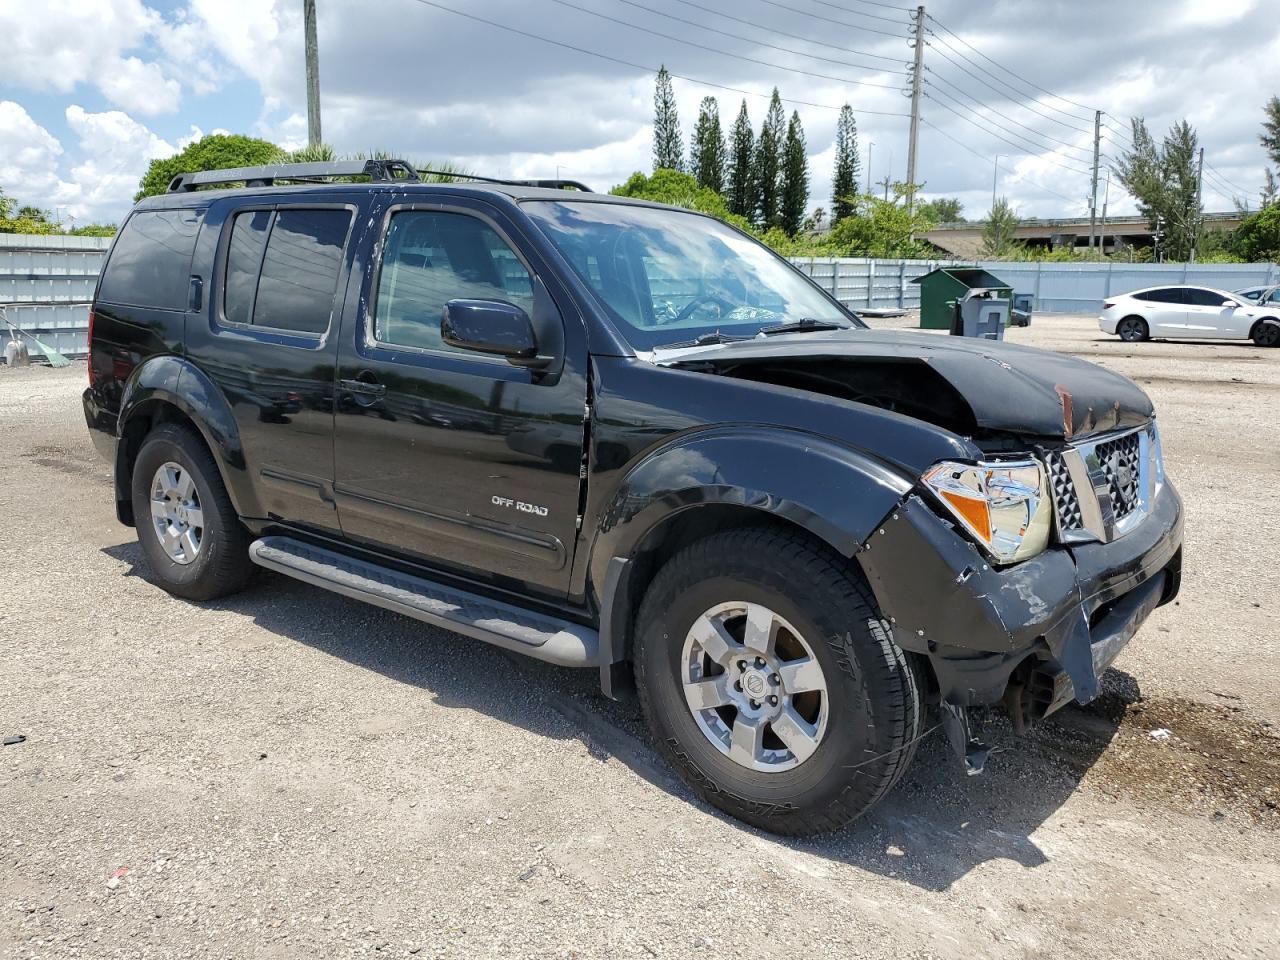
[789,257,1280,314]
[2,231,1278,361]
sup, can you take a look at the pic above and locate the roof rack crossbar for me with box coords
[167,159,420,193]
[416,170,594,193]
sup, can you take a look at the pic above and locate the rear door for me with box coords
[185,196,363,534]
[1136,287,1187,335]
[332,195,589,601]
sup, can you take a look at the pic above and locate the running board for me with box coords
[248,537,598,668]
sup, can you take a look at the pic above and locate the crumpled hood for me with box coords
[657,328,1153,440]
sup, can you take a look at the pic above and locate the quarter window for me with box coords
[98,209,203,310]
[372,211,535,352]
[221,207,352,335]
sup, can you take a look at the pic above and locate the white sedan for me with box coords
[1098,285,1280,347]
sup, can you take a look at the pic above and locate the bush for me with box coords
[135,134,280,200]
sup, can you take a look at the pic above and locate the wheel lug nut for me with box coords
[769,696,778,706]
[755,658,764,667]
[770,673,780,685]
[734,681,742,691]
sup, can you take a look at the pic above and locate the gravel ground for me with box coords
[3,315,1279,959]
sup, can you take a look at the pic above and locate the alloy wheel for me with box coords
[680,601,829,773]
[149,461,204,565]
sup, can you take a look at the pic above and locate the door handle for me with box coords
[339,378,387,405]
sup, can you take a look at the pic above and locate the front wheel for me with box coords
[1117,316,1149,342]
[1251,320,1280,347]
[633,528,924,835]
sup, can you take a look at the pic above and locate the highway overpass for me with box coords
[921,212,1243,258]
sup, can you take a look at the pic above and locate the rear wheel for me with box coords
[131,423,253,601]
[1117,316,1149,342]
[633,527,924,835]
[1251,320,1280,347]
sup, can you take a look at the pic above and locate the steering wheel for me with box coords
[670,294,737,325]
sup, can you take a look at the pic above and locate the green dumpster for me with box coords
[911,267,1014,330]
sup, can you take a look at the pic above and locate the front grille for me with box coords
[1045,451,1084,532]
[1094,431,1143,520]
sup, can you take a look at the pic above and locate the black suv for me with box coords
[84,160,1183,834]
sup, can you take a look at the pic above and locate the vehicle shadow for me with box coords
[102,543,1135,892]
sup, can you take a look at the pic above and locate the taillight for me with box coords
[86,309,96,386]
[1102,302,1115,310]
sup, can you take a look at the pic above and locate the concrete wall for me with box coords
[790,257,1280,314]
[0,233,111,359]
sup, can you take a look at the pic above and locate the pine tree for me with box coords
[753,89,786,228]
[727,100,755,218]
[831,104,859,223]
[690,97,727,194]
[780,111,809,236]
[1116,117,1202,261]
[652,66,684,172]
[1262,95,1280,167]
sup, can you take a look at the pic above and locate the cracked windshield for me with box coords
[526,200,857,350]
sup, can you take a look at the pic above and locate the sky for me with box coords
[1,0,1278,227]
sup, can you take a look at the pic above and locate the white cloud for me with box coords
[57,106,176,222]
[98,56,183,116]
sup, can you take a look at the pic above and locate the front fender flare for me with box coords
[115,355,260,520]
[588,426,914,597]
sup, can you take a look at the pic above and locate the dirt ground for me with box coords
[2,315,1279,959]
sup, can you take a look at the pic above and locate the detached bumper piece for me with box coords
[858,485,1182,771]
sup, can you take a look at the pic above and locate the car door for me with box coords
[185,196,362,535]
[1182,287,1239,338]
[1137,287,1187,335]
[332,196,589,601]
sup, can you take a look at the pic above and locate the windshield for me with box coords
[524,200,859,350]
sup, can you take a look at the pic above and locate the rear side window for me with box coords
[1139,288,1185,304]
[221,207,353,336]
[98,209,203,310]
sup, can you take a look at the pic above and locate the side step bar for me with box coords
[248,537,599,668]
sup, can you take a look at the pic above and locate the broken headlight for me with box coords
[922,459,1053,563]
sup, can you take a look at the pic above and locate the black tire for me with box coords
[1117,316,1149,342]
[633,527,925,835]
[131,422,253,601]
[1251,319,1280,348]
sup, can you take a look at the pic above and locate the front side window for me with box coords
[1185,288,1229,307]
[523,200,856,351]
[372,210,534,352]
[1266,288,1280,304]
[221,207,352,335]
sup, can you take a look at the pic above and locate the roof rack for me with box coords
[416,170,594,193]
[166,159,420,193]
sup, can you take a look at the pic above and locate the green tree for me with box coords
[753,89,785,228]
[1262,168,1278,209]
[826,183,936,258]
[981,197,1021,257]
[1115,117,1202,261]
[610,168,749,231]
[135,133,279,201]
[689,96,727,194]
[1262,95,1280,167]
[727,100,754,219]
[1235,204,1280,261]
[0,188,59,234]
[652,65,684,172]
[919,197,964,222]
[780,111,809,236]
[830,104,859,223]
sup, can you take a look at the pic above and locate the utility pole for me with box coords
[1099,171,1111,256]
[1088,110,1101,254]
[866,140,874,195]
[905,5,926,210]
[1190,145,1205,263]
[304,0,322,148]
[991,154,1004,251]
[878,175,892,202]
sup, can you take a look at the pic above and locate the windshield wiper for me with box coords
[759,317,850,336]
[654,330,754,350]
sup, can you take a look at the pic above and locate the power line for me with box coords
[749,0,911,38]
[925,37,1094,134]
[813,0,912,11]
[925,13,1097,119]
[787,0,911,26]
[402,0,912,116]
[608,0,908,77]
[669,0,903,64]
[544,0,904,89]
[924,72,1094,156]
[1204,161,1253,198]
[924,94,1094,176]
[924,86,1094,171]
[920,118,1084,208]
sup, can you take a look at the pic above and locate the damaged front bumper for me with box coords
[857,480,1183,771]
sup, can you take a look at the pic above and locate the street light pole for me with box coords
[866,141,874,195]
[991,154,1004,252]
